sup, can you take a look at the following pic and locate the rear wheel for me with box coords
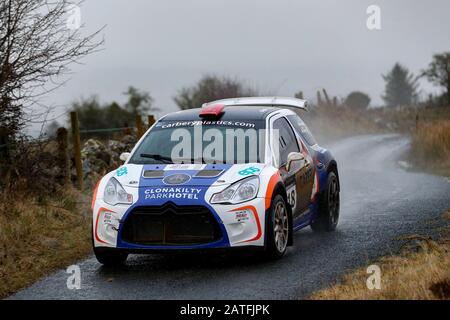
[266,194,289,259]
[93,247,128,266]
[311,171,340,232]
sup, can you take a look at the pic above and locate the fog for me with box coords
[32,0,450,133]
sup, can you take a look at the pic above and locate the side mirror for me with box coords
[286,152,305,171]
[119,152,130,162]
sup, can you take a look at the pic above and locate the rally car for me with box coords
[92,97,340,265]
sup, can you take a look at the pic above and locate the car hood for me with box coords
[114,163,266,188]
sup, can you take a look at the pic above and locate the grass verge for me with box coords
[410,120,450,178]
[309,210,450,300]
[0,187,92,299]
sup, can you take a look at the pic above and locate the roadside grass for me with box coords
[0,187,92,299]
[376,106,450,133]
[309,210,450,300]
[410,120,450,178]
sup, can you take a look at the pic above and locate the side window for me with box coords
[273,117,300,167]
[287,114,317,146]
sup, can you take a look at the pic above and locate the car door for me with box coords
[286,114,316,208]
[272,117,311,218]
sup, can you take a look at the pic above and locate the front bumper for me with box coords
[93,197,266,250]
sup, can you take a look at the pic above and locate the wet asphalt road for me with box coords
[10,134,450,300]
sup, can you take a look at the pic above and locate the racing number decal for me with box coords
[286,185,297,211]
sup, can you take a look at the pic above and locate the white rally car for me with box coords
[92,97,340,265]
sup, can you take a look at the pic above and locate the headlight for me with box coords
[103,177,133,205]
[210,176,259,204]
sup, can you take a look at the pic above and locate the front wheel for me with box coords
[311,171,340,232]
[265,194,289,259]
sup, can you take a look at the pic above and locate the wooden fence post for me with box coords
[56,127,70,185]
[136,115,145,139]
[317,91,323,107]
[332,96,338,107]
[70,111,83,190]
[0,127,9,162]
[147,115,155,129]
[0,128,10,184]
[322,89,331,106]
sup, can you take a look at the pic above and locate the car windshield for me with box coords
[129,120,266,164]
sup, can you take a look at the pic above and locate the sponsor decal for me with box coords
[234,210,250,222]
[238,166,260,176]
[116,166,128,177]
[162,173,191,185]
[231,205,262,243]
[158,120,256,129]
[165,164,204,171]
[144,187,202,200]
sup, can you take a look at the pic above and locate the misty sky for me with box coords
[36,0,450,132]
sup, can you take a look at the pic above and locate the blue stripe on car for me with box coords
[116,164,233,249]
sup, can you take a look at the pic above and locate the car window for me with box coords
[273,117,300,167]
[286,114,317,146]
[129,120,266,164]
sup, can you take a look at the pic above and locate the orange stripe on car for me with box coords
[91,179,101,210]
[232,205,262,243]
[265,171,281,210]
[94,207,114,244]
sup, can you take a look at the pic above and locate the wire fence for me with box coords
[1,111,156,191]
[0,135,63,150]
[0,127,136,149]
[0,127,138,150]
[79,126,135,134]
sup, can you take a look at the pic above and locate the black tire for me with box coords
[93,247,128,266]
[311,171,340,232]
[265,194,289,259]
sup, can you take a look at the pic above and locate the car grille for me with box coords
[121,203,222,245]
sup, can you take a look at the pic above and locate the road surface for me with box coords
[10,134,450,299]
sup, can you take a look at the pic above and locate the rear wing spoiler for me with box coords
[202,97,308,111]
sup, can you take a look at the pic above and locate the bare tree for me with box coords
[173,75,258,110]
[123,86,160,116]
[0,0,103,141]
[422,52,450,107]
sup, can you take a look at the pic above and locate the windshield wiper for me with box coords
[140,153,223,164]
[140,153,173,164]
[188,157,222,164]
[168,156,223,164]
